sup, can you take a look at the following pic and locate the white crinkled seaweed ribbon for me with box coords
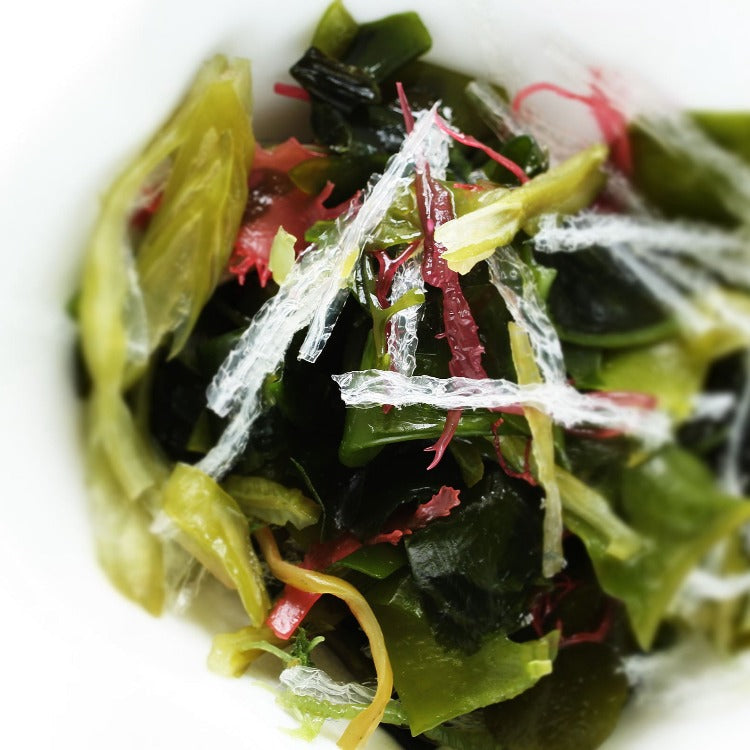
[645,251,750,337]
[609,250,714,335]
[533,212,750,285]
[280,665,377,707]
[298,105,445,364]
[465,80,524,141]
[197,106,448,479]
[332,369,670,447]
[387,255,425,376]
[486,248,566,384]
[533,212,750,338]
[689,392,736,423]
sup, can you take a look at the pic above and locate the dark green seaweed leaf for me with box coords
[342,12,431,83]
[405,467,544,651]
[541,247,674,346]
[426,642,627,750]
[290,153,389,205]
[334,444,460,538]
[292,47,381,112]
[338,543,408,579]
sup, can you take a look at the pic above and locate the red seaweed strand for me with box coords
[512,80,631,173]
[273,82,311,101]
[434,113,529,184]
[530,575,615,647]
[372,240,420,309]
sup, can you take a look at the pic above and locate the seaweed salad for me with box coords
[73,2,750,748]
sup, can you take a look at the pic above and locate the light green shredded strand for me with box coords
[508,322,565,577]
[80,56,251,390]
[136,67,253,357]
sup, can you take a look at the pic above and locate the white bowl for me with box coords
[2,1,750,748]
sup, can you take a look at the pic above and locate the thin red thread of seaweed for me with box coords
[512,80,631,173]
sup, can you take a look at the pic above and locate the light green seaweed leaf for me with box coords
[222,474,321,530]
[369,575,559,735]
[592,447,750,649]
[435,144,607,274]
[208,625,286,677]
[78,57,254,614]
[137,71,253,356]
[163,463,270,626]
[86,436,165,615]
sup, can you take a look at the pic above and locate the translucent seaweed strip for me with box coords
[641,252,750,338]
[281,664,380,706]
[387,256,425,376]
[198,107,447,479]
[606,251,713,335]
[486,248,566,384]
[533,212,750,286]
[332,370,670,447]
[196,395,261,479]
[465,80,524,141]
[532,212,750,336]
[279,665,407,726]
